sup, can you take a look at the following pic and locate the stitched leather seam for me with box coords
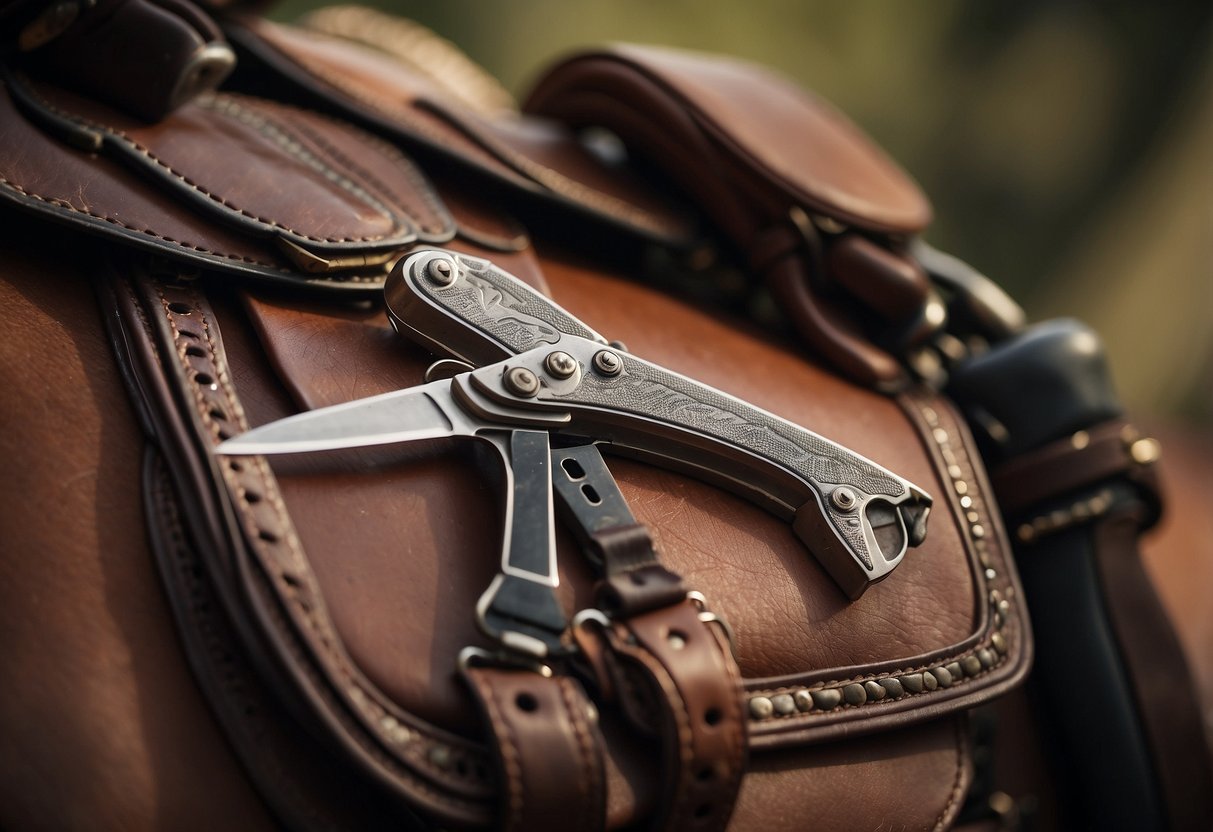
[19,77,404,244]
[0,177,286,269]
[198,95,406,242]
[557,678,595,832]
[271,104,452,237]
[148,280,492,811]
[931,717,970,832]
[474,673,525,830]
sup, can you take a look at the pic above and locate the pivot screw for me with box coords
[504,366,540,398]
[592,350,622,377]
[544,351,578,379]
[424,257,456,286]
[830,487,858,513]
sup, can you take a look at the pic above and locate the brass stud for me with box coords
[978,648,997,669]
[1071,430,1090,450]
[991,632,1008,654]
[880,678,905,698]
[961,655,983,677]
[749,696,774,720]
[771,694,796,716]
[794,690,814,712]
[900,673,925,694]
[843,683,867,706]
[922,670,939,691]
[811,688,842,710]
[864,680,886,701]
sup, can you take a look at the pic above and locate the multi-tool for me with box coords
[219,250,933,656]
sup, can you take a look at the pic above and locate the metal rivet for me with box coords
[900,674,925,694]
[978,648,997,668]
[955,480,969,495]
[933,428,950,444]
[961,655,983,677]
[972,524,986,539]
[544,351,577,379]
[947,464,963,480]
[864,680,886,701]
[991,632,1008,654]
[592,350,622,377]
[945,661,963,682]
[880,678,905,698]
[771,694,796,716]
[504,367,540,398]
[1071,430,1090,450]
[424,257,456,286]
[811,688,842,710]
[985,568,997,581]
[960,496,974,509]
[843,683,866,706]
[749,696,774,719]
[794,690,814,712]
[830,487,858,513]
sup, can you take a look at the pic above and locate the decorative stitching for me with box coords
[17,76,410,244]
[557,678,596,832]
[264,101,453,238]
[1,177,285,269]
[143,278,493,813]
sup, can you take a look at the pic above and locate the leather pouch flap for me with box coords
[525,44,933,235]
[0,69,454,287]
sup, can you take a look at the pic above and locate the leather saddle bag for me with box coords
[3,4,1084,829]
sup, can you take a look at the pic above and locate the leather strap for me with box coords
[463,666,606,832]
[1091,502,1213,831]
[581,600,747,831]
[993,419,1161,520]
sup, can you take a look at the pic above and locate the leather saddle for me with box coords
[0,2,1207,830]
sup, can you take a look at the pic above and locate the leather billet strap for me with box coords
[463,664,606,832]
[994,419,1212,830]
[576,599,747,832]
[524,45,935,389]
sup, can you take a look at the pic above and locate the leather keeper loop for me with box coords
[463,666,606,832]
[584,599,747,832]
[992,419,1162,520]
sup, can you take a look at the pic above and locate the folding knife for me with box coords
[219,250,932,603]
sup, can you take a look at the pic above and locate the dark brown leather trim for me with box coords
[589,600,747,831]
[1092,505,1213,831]
[105,258,500,827]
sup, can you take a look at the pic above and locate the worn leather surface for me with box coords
[0,14,1036,831]
[0,219,276,831]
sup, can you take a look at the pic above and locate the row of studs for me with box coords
[747,403,1012,721]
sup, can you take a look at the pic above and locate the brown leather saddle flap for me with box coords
[0,18,1031,830]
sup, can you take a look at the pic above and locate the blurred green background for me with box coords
[273,0,1212,427]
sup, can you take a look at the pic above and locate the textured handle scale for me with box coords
[402,252,604,361]
[548,353,910,565]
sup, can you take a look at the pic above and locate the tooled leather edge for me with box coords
[103,256,499,828]
[744,390,1033,747]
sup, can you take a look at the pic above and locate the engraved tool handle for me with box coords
[469,343,933,600]
[385,249,607,367]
